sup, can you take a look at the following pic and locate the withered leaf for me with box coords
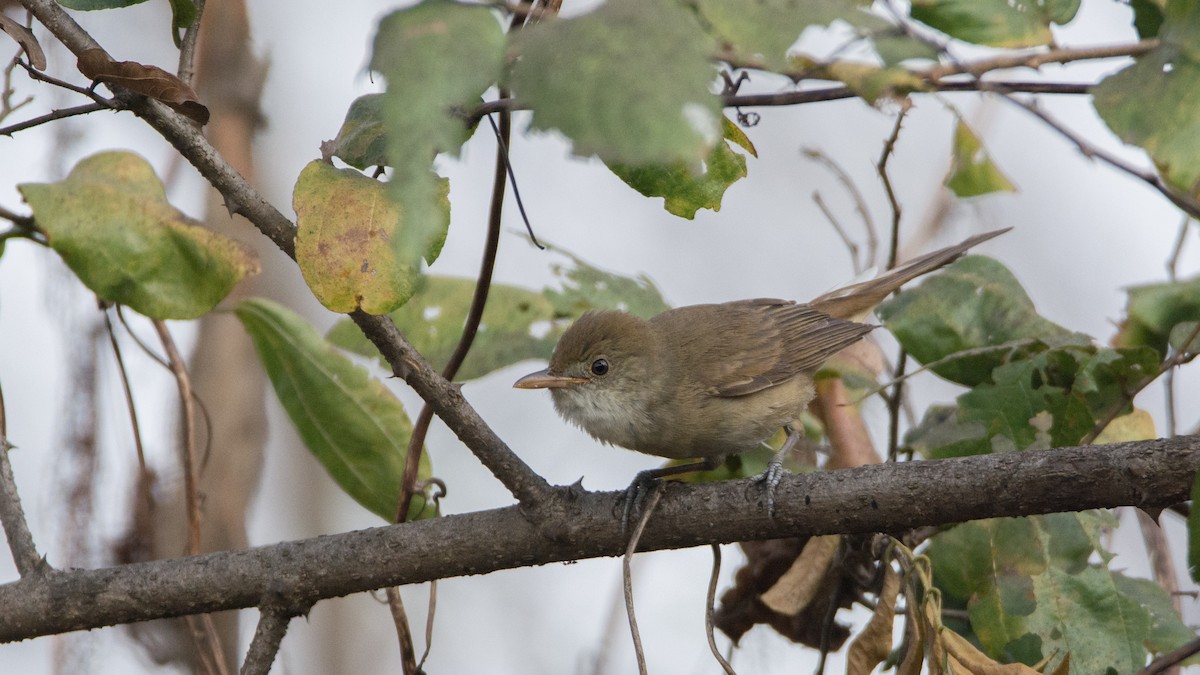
[761,534,841,615]
[76,48,209,125]
[0,14,46,70]
[846,563,902,675]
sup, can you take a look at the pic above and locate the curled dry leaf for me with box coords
[846,563,902,675]
[760,534,841,615]
[0,14,46,70]
[76,48,209,125]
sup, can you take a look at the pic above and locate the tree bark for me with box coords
[0,435,1194,642]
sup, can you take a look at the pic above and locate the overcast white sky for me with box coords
[1,1,1197,673]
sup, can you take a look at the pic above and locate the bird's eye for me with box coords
[590,358,609,376]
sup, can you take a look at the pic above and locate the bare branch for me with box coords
[0,379,47,578]
[0,101,108,136]
[0,436,1195,643]
[239,608,293,675]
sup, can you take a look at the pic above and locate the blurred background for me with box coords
[1,0,1197,673]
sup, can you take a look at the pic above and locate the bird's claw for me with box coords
[749,459,785,517]
[617,470,663,532]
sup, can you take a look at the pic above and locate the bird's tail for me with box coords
[810,227,1011,321]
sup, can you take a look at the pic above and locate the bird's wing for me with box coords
[653,299,875,398]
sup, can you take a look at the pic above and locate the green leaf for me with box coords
[945,119,1017,197]
[1114,274,1200,357]
[19,151,258,320]
[327,94,388,171]
[878,255,1087,387]
[236,298,434,522]
[294,161,448,315]
[1094,0,1200,198]
[606,116,752,219]
[169,0,197,45]
[329,276,561,381]
[694,0,873,70]
[329,250,670,379]
[871,31,940,66]
[1131,0,1167,38]
[1112,574,1198,660]
[1190,469,1200,583]
[930,515,1156,674]
[910,0,1079,48]
[509,0,720,165]
[370,0,504,268]
[541,248,671,320]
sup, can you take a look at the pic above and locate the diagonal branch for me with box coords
[16,0,552,507]
[0,436,1195,643]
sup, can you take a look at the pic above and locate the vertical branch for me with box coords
[176,0,207,86]
[240,608,294,675]
[877,105,910,462]
[0,378,46,576]
[152,319,202,555]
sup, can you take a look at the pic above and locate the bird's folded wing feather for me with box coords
[653,299,874,398]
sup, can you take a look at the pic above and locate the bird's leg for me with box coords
[619,456,724,531]
[752,423,802,517]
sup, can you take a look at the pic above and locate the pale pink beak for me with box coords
[513,368,589,389]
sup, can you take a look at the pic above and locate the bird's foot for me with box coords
[617,469,664,532]
[749,456,786,517]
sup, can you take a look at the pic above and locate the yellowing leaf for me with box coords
[294,161,447,315]
[946,119,1017,198]
[19,151,258,319]
[236,298,434,522]
[1092,408,1156,444]
[941,627,1041,674]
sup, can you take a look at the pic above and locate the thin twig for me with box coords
[152,319,202,555]
[239,608,293,675]
[17,59,115,105]
[623,483,663,675]
[887,351,908,463]
[102,310,148,473]
[878,104,908,270]
[176,0,206,86]
[0,101,108,136]
[1140,634,1200,675]
[385,587,419,675]
[926,40,1158,81]
[1000,94,1200,221]
[804,148,878,265]
[1082,321,1200,444]
[0,378,46,577]
[812,192,861,274]
[1135,509,1181,617]
[705,544,737,675]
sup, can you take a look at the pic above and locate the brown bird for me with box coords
[515,228,1009,515]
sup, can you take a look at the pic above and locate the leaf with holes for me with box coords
[1094,0,1200,197]
[509,0,720,165]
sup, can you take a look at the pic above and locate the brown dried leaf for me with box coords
[896,597,926,675]
[846,563,902,675]
[761,534,841,614]
[714,538,850,649]
[76,48,209,125]
[0,14,45,70]
[941,627,1040,674]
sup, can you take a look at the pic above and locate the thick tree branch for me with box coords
[0,436,1195,643]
